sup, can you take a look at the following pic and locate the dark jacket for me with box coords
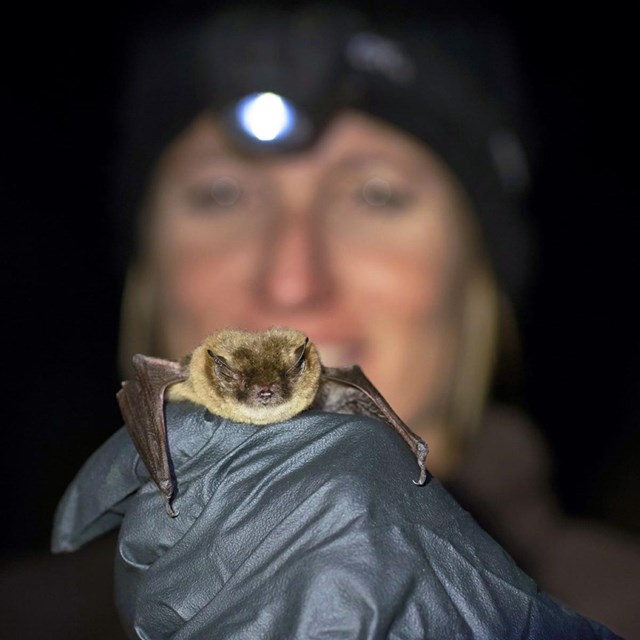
[448,406,640,639]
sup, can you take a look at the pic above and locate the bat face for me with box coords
[206,330,311,408]
[175,327,323,424]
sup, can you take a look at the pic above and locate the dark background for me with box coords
[2,0,639,556]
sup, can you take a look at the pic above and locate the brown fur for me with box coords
[168,328,322,424]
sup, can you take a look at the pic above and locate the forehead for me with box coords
[153,109,455,185]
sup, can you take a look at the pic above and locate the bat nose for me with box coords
[258,387,274,400]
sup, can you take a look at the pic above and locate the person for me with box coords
[102,5,640,637]
[2,4,637,639]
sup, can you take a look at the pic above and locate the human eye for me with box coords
[185,176,243,212]
[358,177,415,211]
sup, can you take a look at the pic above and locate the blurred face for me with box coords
[144,110,469,428]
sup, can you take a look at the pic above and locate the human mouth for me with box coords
[314,342,364,368]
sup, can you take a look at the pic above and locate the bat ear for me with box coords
[291,337,309,370]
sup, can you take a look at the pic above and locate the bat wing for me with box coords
[116,354,186,516]
[314,365,428,485]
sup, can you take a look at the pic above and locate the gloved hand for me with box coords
[52,402,621,640]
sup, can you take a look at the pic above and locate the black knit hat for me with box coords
[114,4,533,304]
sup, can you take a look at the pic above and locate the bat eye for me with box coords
[207,349,239,381]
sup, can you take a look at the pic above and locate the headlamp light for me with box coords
[224,92,314,152]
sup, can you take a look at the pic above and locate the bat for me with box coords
[117,327,428,516]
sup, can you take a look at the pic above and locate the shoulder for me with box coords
[453,403,553,505]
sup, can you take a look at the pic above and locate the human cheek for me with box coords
[168,248,256,322]
[155,214,264,330]
[328,239,451,414]
[357,275,448,422]
[335,241,449,323]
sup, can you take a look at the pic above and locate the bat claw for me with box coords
[412,440,429,486]
[412,466,427,486]
[165,498,179,518]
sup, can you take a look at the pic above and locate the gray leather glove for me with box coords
[52,403,621,639]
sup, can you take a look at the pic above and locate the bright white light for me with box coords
[236,92,294,142]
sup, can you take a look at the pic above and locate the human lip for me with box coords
[314,341,364,368]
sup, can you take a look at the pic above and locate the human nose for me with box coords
[254,216,334,311]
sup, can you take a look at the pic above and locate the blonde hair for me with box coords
[432,175,520,466]
[445,261,501,457]
[118,260,161,378]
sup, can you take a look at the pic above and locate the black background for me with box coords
[2,0,639,555]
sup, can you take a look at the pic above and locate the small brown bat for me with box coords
[117,327,428,517]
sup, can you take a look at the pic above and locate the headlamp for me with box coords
[224,92,314,152]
